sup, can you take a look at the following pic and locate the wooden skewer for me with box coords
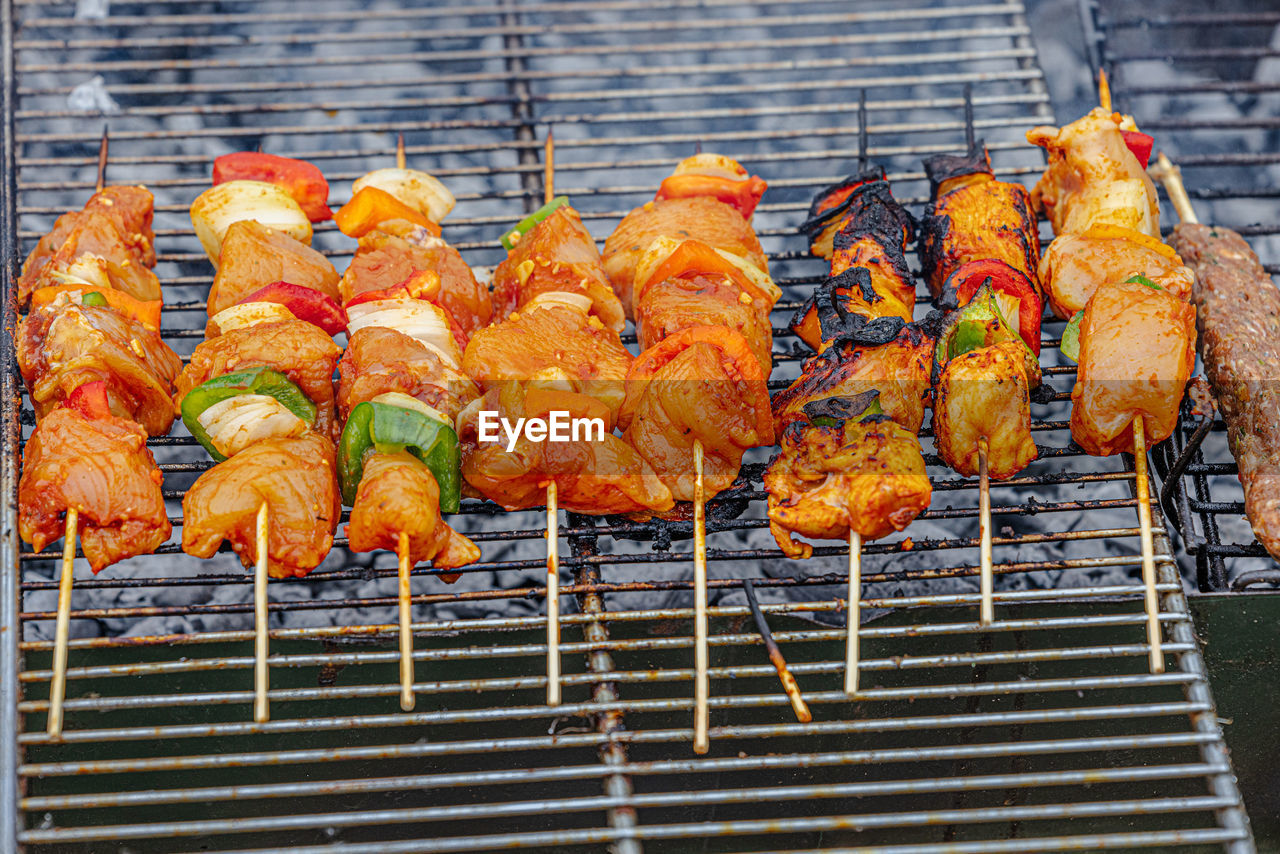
[396,133,406,170]
[844,529,862,696]
[1133,420,1165,674]
[692,439,710,754]
[253,502,270,723]
[977,438,994,626]
[1149,152,1199,224]
[96,125,109,193]
[397,532,416,711]
[1098,68,1112,113]
[742,578,810,722]
[46,509,78,738]
[545,482,561,706]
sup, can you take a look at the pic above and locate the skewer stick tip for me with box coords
[545,481,561,708]
[396,133,406,170]
[1132,418,1165,674]
[253,502,270,723]
[1098,68,1112,113]
[543,129,555,206]
[47,508,78,738]
[397,531,416,711]
[1149,151,1199,225]
[743,579,810,723]
[844,529,862,696]
[977,439,994,627]
[95,126,108,193]
[692,440,710,754]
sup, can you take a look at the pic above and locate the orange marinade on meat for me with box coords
[828,229,916,323]
[19,406,171,572]
[1038,229,1192,319]
[635,274,773,376]
[207,219,340,317]
[338,326,480,425]
[491,205,625,332]
[340,228,492,336]
[765,417,931,559]
[19,302,182,437]
[603,196,767,315]
[176,318,343,438]
[347,451,480,571]
[933,341,1037,479]
[1071,280,1197,456]
[182,433,341,579]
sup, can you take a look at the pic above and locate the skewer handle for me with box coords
[844,530,861,696]
[47,508,78,738]
[544,129,555,205]
[397,532,415,711]
[692,440,710,755]
[1132,418,1165,674]
[546,482,561,707]
[396,133,406,170]
[254,502,270,723]
[1098,68,1112,113]
[978,439,994,626]
[1149,152,1199,225]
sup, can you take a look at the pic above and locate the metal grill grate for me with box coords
[1082,0,1280,592]
[0,0,1254,851]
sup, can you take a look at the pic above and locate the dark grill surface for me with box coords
[1085,0,1280,592]
[0,1,1254,851]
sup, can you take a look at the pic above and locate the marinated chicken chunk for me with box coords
[347,451,480,571]
[765,417,931,559]
[491,206,625,332]
[176,318,342,438]
[618,326,774,502]
[19,406,170,572]
[1038,228,1192,319]
[207,220,341,317]
[635,274,773,375]
[19,302,182,436]
[182,433,341,579]
[338,326,480,425]
[1071,280,1197,456]
[603,196,767,315]
[828,228,916,322]
[933,341,1037,479]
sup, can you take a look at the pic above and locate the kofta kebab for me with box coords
[17,84,1218,736]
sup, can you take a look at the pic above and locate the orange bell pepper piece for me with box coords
[334,186,442,239]
[29,284,162,330]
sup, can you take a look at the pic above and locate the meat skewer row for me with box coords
[333,136,486,709]
[1026,74,1198,673]
[604,153,778,749]
[770,163,934,695]
[179,152,345,721]
[16,133,181,736]
[918,139,1044,626]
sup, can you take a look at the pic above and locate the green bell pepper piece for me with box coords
[1060,310,1084,362]
[934,281,1041,385]
[802,390,883,428]
[500,196,569,251]
[180,367,317,462]
[80,291,109,307]
[338,400,461,513]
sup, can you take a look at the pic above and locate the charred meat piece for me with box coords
[1027,108,1160,238]
[829,229,916,322]
[636,273,773,375]
[208,220,340,317]
[1039,227,1192,319]
[618,326,773,502]
[1170,223,1280,560]
[790,268,909,351]
[491,205,625,332]
[462,301,633,426]
[182,433,341,579]
[765,414,931,559]
[933,341,1037,479]
[176,318,343,439]
[799,167,914,260]
[19,302,182,437]
[459,384,674,514]
[918,141,1041,300]
[340,227,492,336]
[347,450,480,571]
[19,406,171,573]
[338,325,480,426]
[603,196,767,316]
[1070,280,1196,456]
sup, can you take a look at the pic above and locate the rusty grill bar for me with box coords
[0,0,1253,851]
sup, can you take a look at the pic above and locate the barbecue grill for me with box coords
[0,0,1257,851]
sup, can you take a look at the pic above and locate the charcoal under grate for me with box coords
[0,1,1254,851]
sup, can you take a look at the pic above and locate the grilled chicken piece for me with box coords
[603,196,767,315]
[18,186,157,307]
[491,206,625,332]
[338,326,480,426]
[340,228,492,336]
[1038,229,1193,319]
[1027,108,1160,238]
[182,433,340,579]
[618,326,773,502]
[933,341,1037,479]
[347,450,480,571]
[176,318,342,438]
[765,416,931,559]
[800,169,913,261]
[635,274,773,375]
[459,385,674,514]
[462,302,633,426]
[19,406,171,573]
[208,220,340,318]
[773,320,935,435]
[830,229,916,321]
[19,302,182,436]
[918,142,1041,299]
[1071,280,1196,456]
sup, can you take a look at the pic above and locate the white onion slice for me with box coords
[523,290,593,315]
[197,394,307,459]
[352,168,456,224]
[208,301,296,336]
[345,297,463,369]
[190,180,312,266]
[670,153,749,181]
[370,391,449,425]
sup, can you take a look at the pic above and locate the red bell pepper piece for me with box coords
[213,151,333,223]
[66,381,114,421]
[239,281,348,336]
[654,173,768,219]
[1121,130,1154,169]
[939,259,1042,355]
[333,186,441,239]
